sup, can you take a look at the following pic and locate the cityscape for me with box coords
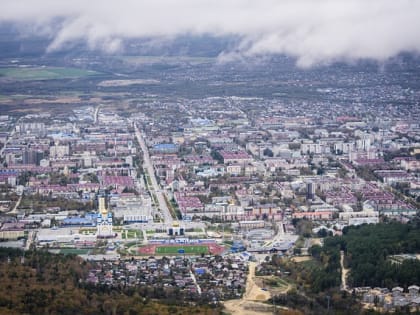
[0,1,420,315]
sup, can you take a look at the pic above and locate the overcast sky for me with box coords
[1,0,420,67]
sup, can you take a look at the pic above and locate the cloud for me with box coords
[1,0,420,67]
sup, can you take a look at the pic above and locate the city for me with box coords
[0,1,420,314]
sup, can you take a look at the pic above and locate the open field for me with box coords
[0,67,100,80]
[98,79,160,87]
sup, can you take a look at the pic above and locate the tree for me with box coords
[210,150,223,164]
[309,245,322,259]
[263,148,274,157]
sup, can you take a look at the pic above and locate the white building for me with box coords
[97,197,114,238]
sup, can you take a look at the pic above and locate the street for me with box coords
[134,124,174,224]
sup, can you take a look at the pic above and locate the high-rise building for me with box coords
[22,149,44,165]
[307,182,315,201]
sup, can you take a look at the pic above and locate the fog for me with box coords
[1,0,419,67]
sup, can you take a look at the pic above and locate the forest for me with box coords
[313,219,420,289]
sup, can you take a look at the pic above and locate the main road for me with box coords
[134,124,174,224]
[93,105,101,124]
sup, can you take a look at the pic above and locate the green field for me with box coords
[155,245,208,255]
[0,67,100,80]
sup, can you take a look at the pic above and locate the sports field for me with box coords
[155,245,209,255]
[138,242,225,256]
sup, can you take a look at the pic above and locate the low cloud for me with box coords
[1,0,420,67]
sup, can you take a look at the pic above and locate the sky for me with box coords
[1,0,420,67]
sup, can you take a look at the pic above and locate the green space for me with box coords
[144,174,152,187]
[121,229,143,240]
[263,276,289,289]
[79,228,96,234]
[18,194,94,212]
[155,245,208,255]
[166,196,180,219]
[151,193,158,205]
[294,236,305,248]
[124,241,138,247]
[338,221,420,288]
[58,248,90,255]
[0,67,100,80]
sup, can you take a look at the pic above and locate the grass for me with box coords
[125,241,140,247]
[0,67,100,80]
[294,236,305,248]
[274,277,289,287]
[79,227,96,235]
[166,196,179,220]
[151,194,158,205]
[144,174,152,187]
[299,259,321,270]
[263,276,290,288]
[122,229,143,240]
[155,245,209,255]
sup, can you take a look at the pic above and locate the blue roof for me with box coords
[195,268,206,275]
[62,217,94,225]
[48,132,76,139]
[0,170,18,175]
[85,212,98,219]
[153,143,177,150]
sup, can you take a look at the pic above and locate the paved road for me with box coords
[134,124,174,224]
[10,194,23,214]
[126,221,205,231]
[190,270,202,295]
[0,128,16,157]
[93,105,101,124]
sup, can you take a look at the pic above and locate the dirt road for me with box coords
[223,262,273,315]
[341,250,350,291]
